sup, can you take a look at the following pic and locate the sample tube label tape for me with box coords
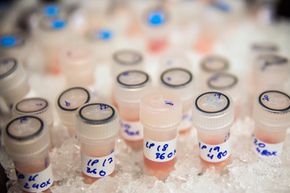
[253,137,283,157]
[81,152,115,178]
[16,164,53,192]
[120,120,143,140]
[144,138,177,162]
[198,139,231,162]
[178,109,193,132]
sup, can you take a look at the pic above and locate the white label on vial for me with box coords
[16,164,53,192]
[81,152,115,178]
[144,138,177,162]
[120,120,143,140]
[198,139,231,163]
[253,137,283,157]
[178,109,193,132]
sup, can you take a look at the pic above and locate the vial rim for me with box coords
[0,57,17,79]
[57,87,90,112]
[195,91,230,114]
[113,50,143,66]
[201,56,229,73]
[251,42,278,52]
[160,67,193,88]
[15,97,48,114]
[117,70,149,88]
[78,103,116,125]
[207,72,238,90]
[6,115,44,141]
[258,90,290,113]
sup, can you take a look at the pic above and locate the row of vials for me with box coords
[2,85,289,192]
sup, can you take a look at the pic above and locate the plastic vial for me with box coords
[111,49,144,107]
[140,92,182,180]
[160,68,194,134]
[60,44,96,86]
[12,97,53,147]
[252,90,290,157]
[199,55,229,91]
[115,70,152,150]
[0,57,30,106]
[56,87,91,136]
[206,72,243,118]
[143,7,170,54]
[3,115,53,193]
[35,17,70,74]
[253,54,289,94]
[192,91,234,168]
[76,103,119,184]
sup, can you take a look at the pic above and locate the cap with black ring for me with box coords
[254,90,290,129]
[15,98,48,114]
[117,70,149,88]
[0,57,17,79]
[207,72,238,90]
[76,103,119,141]
[257,54,288,71]
[0,34,25,48]
[57,87,90,111]
[6,115,43,141]
[113,50,143,66]
[201,56,229,73]
[161,68,193,88]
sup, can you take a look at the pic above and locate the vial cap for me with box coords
[115,70,151,103]
[193,91,234,131]
[4,115,50,159]
[43,4,59,17]
[57,87,91,111]
[201,55,229,73]
[13,98,53,126]
[113,50,143,66]
[253,90,290,128]
[0,34,24,48]
[76,103,119,141]
[256,54,288,71]
[207,72,238,90]
[0,57,17,79]
[140,92,182,129]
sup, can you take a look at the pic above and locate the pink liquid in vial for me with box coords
[148,38,168,54]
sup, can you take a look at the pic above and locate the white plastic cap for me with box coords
[160,68,194,101]
[207,72,238,91]
[253,90,290,129]
[3,115,50,160]
[0,57,29,105]
[115,70,152,103]
[140,92,182,130]
[13,97,53,126]
[200,55,229,73]
[56,87,91,128]
[76,103,119,142]
[192,91,234,131]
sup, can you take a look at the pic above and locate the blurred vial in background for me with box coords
[199,55,230,92]
[0,57,30,107]
[111,49,145,107]
[12,97,54,148]
[3,115,53,193]
[33,16,72,75]
[253,54,290,94]
[160,68,195,134]
[252,90,290,158]
[60,43,96,87]
[56,87,91,137]
[142,6,170,54]
[193,91,234,169]
[115,70,152,150]
[76,103,119,184]
[140,92,182,180]
[206,72,246,119]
